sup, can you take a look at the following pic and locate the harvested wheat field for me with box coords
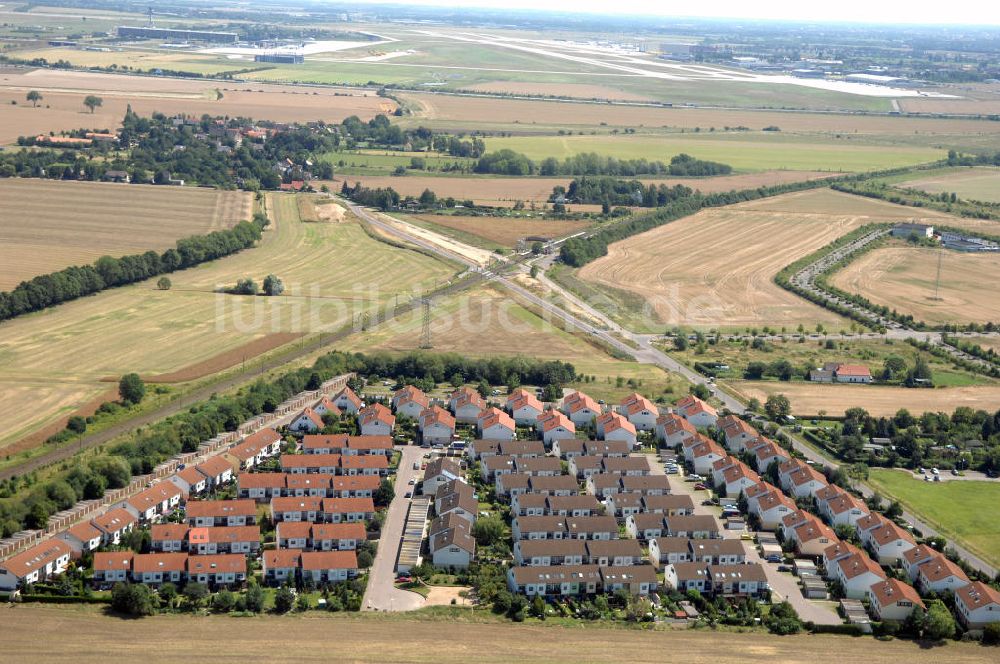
[0,179,251,289]
[830,246,1000,325]
[2,605,994,664]
[728,381,1000,417]
[0,193,454,450]
[898,167,1000,203]
[401,91,1000,135]
[409,215,591,247]
[0,69,391,144]
[578,188,946,330]
[342,286,679,401]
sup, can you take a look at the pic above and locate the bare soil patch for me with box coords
[0,179,251,290]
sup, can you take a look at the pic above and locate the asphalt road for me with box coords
[363,445,426,612]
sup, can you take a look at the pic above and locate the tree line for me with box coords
[0,350,575,536]
[472,149,732,177]
[553,177,694,207]
[0,213,268,323]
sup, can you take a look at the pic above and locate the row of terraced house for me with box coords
[700,411,1000,632]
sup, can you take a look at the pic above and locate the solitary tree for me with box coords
[26,90,42,108]
[156,276,172,291]
[764,394,791,421]
[83,95,103,114]
[119,372,146,405]
[262,274,284,296]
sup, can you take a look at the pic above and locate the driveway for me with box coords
[647,454,842,625]
[362,445,426,612]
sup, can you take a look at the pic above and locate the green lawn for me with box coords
[485,134,943,173]
[868,468,1000,569]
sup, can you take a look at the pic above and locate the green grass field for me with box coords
[868,469,1000,569]
[485,134,943,173]
[319,150,474,175]
[896,167,1000,203]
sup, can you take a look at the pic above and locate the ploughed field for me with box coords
[0,179,251,290]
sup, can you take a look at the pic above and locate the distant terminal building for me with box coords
[891,223,934,239]
[845,73,907,86]
[116,26,238,44]
[254,53,304,65]
[792,69,827,79]
[47,40,78,47]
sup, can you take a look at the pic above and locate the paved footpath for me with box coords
[363,445,426,612]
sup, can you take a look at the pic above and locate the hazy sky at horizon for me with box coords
[346,0,999,27]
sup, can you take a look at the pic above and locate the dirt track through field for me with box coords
[1,605,994,664]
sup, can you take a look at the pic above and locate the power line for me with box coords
[419,298,433,349]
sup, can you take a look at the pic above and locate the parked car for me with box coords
[951,469,959,476]
[408,479,415,485]
[765,554,782,563]
[931,467,940,475]
[413,462,420,470]
[694,482,709,491]
[777,565,792,573]
[404,490,412,498]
